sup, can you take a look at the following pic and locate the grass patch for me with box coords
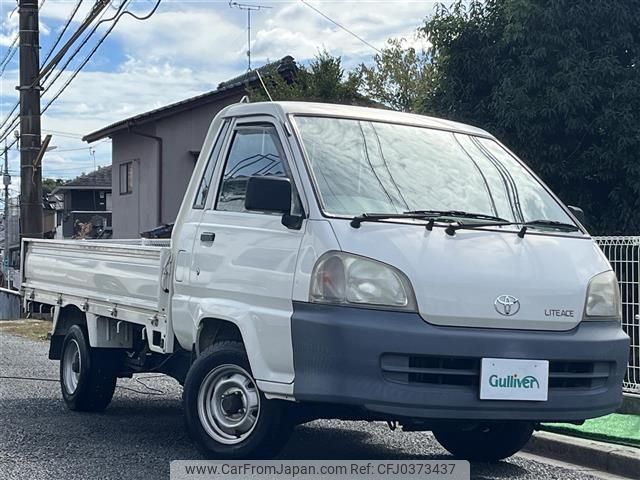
[0,319,51,342]
[543,413,640,448]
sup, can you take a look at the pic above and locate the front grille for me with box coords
[381,354,611,391]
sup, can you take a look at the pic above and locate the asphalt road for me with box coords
[0,332,608,480]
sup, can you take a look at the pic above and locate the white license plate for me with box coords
[480,358,549,401]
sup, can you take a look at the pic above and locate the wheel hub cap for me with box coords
[197,365,261,445]
[62,339,81,394]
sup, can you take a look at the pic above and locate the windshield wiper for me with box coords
[350,210,511,229]
[523,219,580,232]
[404,210,511,223]
[350,211,580,237]
[444,218,580,237]
[350,212,437,228]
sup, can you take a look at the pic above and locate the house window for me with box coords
[120,162,133,195]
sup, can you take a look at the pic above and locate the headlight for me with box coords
[584,271,621,320]
[309,251,417,311]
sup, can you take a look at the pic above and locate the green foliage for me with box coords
[249,52,365,105]
[421,0,640,234]
[42,178,66,194]
[360,38,434,112]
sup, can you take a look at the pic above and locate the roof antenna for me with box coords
[229,1,272,72]
[255,69,273,101]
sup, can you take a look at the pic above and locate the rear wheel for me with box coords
[183,340,292,459]
[433,421,534,461]
[60,325,118,412]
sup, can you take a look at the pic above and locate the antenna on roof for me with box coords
[255,70,273,102]
[229,1,272,72]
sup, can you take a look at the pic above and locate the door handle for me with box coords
[200,232,215,243]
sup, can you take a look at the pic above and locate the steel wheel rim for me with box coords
[62,339,81,394]
[197,364,261,445]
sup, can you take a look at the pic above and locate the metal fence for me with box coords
[594,236,640,395]
[0,286,21,320]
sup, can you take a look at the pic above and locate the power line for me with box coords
[0,1,46,74]
[299,0,382,54]
[36,0,112,85]
[0,35,19,69]
[42,0,163,115]
[0,1,109,136]
[1,0,162,145]
[42,129,86,139]
[0,47,18,77]
[0,102,18,131]
[40,1,118,91]
[40,0,83,68]
[0,1,119,144]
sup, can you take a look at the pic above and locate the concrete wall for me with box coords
[0,288,20,320]
[110,93,242,238]
[111,125,161,238]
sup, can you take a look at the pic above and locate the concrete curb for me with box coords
[523,430,640,478]
[618,394,640,415]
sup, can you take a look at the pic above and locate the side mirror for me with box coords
[245,176,292,214]
[568,205,586,225]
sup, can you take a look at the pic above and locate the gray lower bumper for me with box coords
[291,302,629,421]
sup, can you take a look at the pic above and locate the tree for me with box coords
[42,178,66,194]
[249,52,365,105]
[421,0,640,234]
[360,38,434,112]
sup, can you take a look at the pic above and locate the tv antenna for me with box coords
[229,2,272,71]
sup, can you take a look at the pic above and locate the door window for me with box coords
[216,125,287,213]
[193,122,230,209]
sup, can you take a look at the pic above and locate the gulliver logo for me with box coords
[489,373,540,389]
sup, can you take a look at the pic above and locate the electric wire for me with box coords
[1,0,105,132]
[42,0,163,115]
[40,0,83,69]
[0,35,19,71]
[0,0,162,143]
[300,0,382,54]
[0,47,18,77]
[40,1,125,93]
[0,374,166,396]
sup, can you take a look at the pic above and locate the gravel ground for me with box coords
[0,332,607,480]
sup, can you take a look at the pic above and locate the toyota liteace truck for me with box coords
[22,102,629,460]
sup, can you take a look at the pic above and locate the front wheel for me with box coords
[183,341,292,459]
[60,325,119,412]
[433,421,534,461]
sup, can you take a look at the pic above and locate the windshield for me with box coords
[294,116,576,227]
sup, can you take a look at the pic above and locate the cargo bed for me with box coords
[22,239,172,352]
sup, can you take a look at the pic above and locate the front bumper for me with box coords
[291,302,629,421]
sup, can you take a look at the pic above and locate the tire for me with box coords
[433,421,534,462]
[183,340,292,459]
[60,325,118,412]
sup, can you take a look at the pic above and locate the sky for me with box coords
[0,0,439,194]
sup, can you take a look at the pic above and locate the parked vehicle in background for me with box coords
[22,102,629,460]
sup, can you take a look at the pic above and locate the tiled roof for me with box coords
[83,56,296,143]
[59,165,112,189]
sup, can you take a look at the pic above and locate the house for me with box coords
[52,165,112,238]
[83,56,295,238]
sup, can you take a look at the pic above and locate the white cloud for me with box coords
[1,0,443,181]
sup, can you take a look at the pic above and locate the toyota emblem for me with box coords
[494,294,520,316]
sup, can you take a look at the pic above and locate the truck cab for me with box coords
[24,101,629,461]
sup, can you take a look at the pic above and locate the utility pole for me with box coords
[2,142,9,288]
[229,2,271,71]
[18,0,43,239]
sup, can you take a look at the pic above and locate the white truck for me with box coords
[22,102,629,461]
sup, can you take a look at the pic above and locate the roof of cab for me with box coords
[221,101,492,138]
